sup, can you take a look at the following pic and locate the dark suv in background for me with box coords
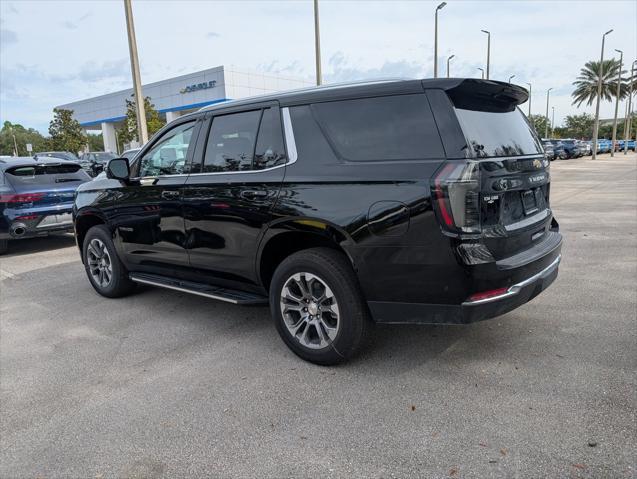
[73,78,562,364]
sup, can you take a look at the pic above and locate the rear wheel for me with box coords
[82,225,136,298]
[270,247,369,365]
[0,239,7,255]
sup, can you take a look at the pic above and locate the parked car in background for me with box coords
[80,152,118,177]
[34,151,79,162]
[548,140,567,159]
[74,78,561,364]
[559,139,582,158]
[0,156,91,254]
[597,139,612,153]
[577,140,591,156]
[541,140,556,161]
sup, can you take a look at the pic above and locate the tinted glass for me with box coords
[310,94,444,161]
[454,107,542,158]
[254,108,286,170]
[5,164,89,185]
[203,110,260,173]
[139,121,195,177]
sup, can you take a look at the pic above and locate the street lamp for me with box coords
[611,49,622,157]
[592,29,613,160]
[314,0,322,85]
[481,30,491,79]
[434,2,447,78]
[477,67,484,79]
[545,87,553,138]
[625,60,637,155]
[551,106,555,137]
[509,74,516,84]
[446,54,455,78]
[526,82,532,116]
[123,0,148,146]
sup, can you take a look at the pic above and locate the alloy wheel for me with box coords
[87,238,113,288]
[280,272,340,349]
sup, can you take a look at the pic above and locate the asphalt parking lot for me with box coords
[1,153,636,478]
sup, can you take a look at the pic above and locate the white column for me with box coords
[101,122,117,153]
[165,110,181,123]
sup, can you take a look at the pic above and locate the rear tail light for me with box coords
[0,193,45,203]
[432,161,481,234]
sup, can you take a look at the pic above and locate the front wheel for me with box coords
[270,247,370,365]
[82,225,136,298]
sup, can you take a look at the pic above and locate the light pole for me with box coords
[434,2,447,78]
[611,49,623,157]
[477,67,484,79]
[526,82,532,116]
[545,87,553,139]
[592,29,613,160]
[313,0,322,85]
[626,60,636,154]
[551,106,555,137]
[509,74,515,84]
[446,54,455,78]
[124,0,148,146]
[481,30,490,79]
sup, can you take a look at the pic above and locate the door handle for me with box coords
[240,189,268,200]
[161,190,180,200]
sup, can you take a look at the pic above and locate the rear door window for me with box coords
[203,110,261,173]
[310,94,444,161]
[454,107,543,158]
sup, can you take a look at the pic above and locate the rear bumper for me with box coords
[0,206,74,240]
[368,234,562,325]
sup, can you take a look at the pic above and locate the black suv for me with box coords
[73,79,562,365]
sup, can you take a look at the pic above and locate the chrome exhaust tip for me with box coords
[10,224,27,237]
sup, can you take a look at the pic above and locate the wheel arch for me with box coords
[257,218,357,292]
[74,210,108,257]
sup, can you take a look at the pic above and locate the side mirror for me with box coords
[106,158,130,181]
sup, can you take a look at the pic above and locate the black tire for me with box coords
[0,239,8,255]
[269,247,369,365]
[82,225,136,298]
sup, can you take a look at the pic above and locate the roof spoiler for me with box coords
[442,79,528,113]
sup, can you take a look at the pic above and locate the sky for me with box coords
[1,0,635,134]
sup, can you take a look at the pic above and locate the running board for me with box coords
[129,273,268,305]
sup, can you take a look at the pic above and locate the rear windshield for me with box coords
[5,164,88,184]
[454,107,542,158]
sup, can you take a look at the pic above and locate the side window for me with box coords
[254,108,286,170]
[203,110,260,173]
[138,121,195,177]
[310,94,445,161]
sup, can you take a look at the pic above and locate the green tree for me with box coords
[528,114,550,138]
[571,59,628,107]
[563,113,594,138]
[86,133,104,152]
[117,95,165,147]
[48,108,86,154]
[0,121,49,156]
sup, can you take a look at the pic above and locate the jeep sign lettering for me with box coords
[180,80,217,94]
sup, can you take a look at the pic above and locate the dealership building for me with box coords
[56,65,312,153]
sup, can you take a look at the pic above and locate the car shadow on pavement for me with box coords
[2,233,76,258]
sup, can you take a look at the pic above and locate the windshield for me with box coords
[454,107,543,158]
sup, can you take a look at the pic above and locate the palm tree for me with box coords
[571,59,629,107]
